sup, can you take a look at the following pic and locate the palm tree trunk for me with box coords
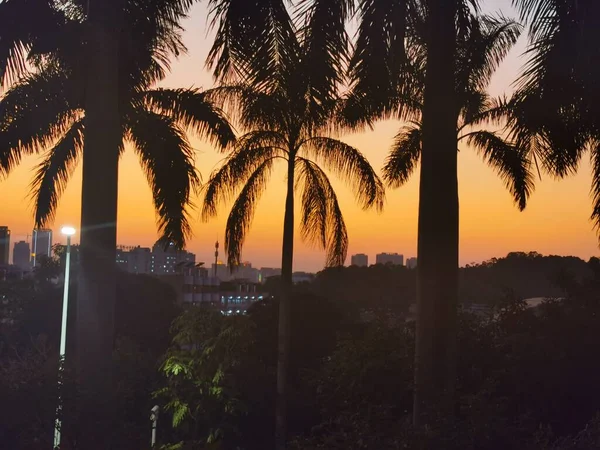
[413,0,459,427]
[275,156,295,450]
[75,0,121,447]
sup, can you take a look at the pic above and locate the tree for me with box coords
[203,2,382,446]
[0,0,233,446]
[507,0,600,239]
[381,15,534,378]
[345,0,528,425]
[383,15,531,216]
[202,87,384,447]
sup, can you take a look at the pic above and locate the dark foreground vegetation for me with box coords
[3,253,600,449]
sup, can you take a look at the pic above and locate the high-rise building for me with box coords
[116,248,129,271]
[32,228,52,266]
[127,246,152,273]
[0,226,10,265]
[350,253,368,267]
[150,241,195,275]
[406,257,417,269]
[13,241,31,271]
[375,252,404,266]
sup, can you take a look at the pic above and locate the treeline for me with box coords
[310,252,593,313]
[3,255,600,449]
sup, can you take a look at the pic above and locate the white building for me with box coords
[350,253,368,267]
[376,252,404,266]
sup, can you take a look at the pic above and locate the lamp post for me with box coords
[53,226,76,449]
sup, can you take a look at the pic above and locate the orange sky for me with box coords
[1,0,598,271]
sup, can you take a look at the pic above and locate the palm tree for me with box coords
[346,1,530,424]
[383,15,531,213]
[203,1,381,446]
[0,0,233,445]
[382,15,531,423]
[202,86,384,449]
[507,0,600,239]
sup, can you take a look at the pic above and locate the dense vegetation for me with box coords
[3,253,600,449]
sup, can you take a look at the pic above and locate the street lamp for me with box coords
[53,226,76,449]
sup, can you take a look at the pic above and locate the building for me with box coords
[116,247,129,271]
[0,226,10,265]
[211,262,231,281]
[161,267,267,314]
[259,267,281,283]
[32,228,52,266]
[13,241,31,271]
[127,246,152,274]
[376,252,404,266]
[350,253,368,267]
[232,262,260,283]
[150,241,195,275]
[406,257,417,269]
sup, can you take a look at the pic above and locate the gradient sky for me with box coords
[1,0,598,271]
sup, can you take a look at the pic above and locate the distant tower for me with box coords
[0,226,10,265]
[214,240,219,278]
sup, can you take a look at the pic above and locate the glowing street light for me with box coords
[53,226,75,449]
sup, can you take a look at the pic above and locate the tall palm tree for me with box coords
[0,0,233,445]
[203,1,380,446]
[202,86,384,449]
[382,15,531,422]
[383,15,530,213]
[346,0,529,424]
[508,0,600,239]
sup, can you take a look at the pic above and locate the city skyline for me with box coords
[1,0,599,272]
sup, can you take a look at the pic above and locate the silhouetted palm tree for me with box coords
[346,0,527,424]
[203,1,382,446]
[0,67,233,243]
[508,0,600,238]
[0,0,232,445]
[383,15,532,212]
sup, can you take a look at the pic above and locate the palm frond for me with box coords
[505,90,586,179]
[512,0,556,42]
[29,119,84,227]
[465,95,512,129]
[297,157,348,267]
[202,131,286,220]
[295,0,354,117]
[127,109,200,249]
[203,84,286,132]
[383,124,421,188]
[120,0,191,90]
[466,130,534,211]
[0,68,79,177]
[302,136,385,211]
[224,158,274,268]
[206,0,299,90]
[455,13,522,97]
[141,88,236,149]
[348,0,409,114]
[590,143,600,241]
[0,0,65,89]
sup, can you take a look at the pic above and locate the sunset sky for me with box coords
[1,0,598,271]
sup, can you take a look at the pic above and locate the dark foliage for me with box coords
[0,267,181,449]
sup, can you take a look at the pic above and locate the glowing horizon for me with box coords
[1,0,598,271]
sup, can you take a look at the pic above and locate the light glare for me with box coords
[61,226,76,236]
